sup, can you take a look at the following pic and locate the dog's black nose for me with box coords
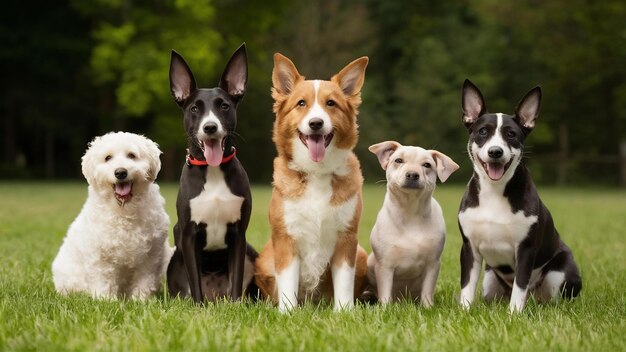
[406,172,419,180]
[488,147,503,159]
[309,118,324,131]
[115,168,128,180]
[203,122,218,134]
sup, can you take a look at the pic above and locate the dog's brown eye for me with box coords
[105,155,112,162]
[220,103,230,111]
[190,106,198,113]
[127,153,136,160]
[326,100,335,107]
[506,131,516,138]
[297,99,306,107]
[423,162,431,168]
[394,158,403,164]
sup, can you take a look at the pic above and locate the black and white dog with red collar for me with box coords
[458,79,581,313]
[166,44,258,302]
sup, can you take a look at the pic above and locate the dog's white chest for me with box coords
[189,168,244,250]
[282,174,358,289]
[372,201,445,277]
[458,190,537,267]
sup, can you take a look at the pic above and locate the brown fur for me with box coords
[254,53,369,306]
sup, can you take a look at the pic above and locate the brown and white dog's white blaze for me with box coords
[254,53,369,311]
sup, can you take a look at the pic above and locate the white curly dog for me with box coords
[52,132,173,299]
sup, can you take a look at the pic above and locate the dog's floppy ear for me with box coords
[369,141,401,170]
[515,86,541,131]
[332,57,369,97]
[81,136,101,185]
[462,79,487,128]
[430,150,460,183]
[170,50,197,106]
[219,43,248,101]
[272,53,302,96]
[139,135,162,182]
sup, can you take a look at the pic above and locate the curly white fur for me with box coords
[52,132,173,299]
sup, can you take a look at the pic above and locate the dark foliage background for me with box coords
[1,0,625,185]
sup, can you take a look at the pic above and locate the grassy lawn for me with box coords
[0,181,624,351]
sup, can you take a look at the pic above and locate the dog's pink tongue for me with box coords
[203,140,223,167]
[487,162,505,180]
[307,135,326,162]
[115,182,131,196]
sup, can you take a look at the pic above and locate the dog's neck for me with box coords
[385,186,434,218]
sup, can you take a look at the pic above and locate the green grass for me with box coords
[1,182,625,351]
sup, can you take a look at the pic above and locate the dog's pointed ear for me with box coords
[369,141,401,170]
[430,150,460,183]
[219,43,248,101]
[332,57,368,97]
[462,79,487,128]
[272,53,302,96]
[170,50,197,106]
[515,86,541,131]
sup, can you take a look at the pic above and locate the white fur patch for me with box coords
[537,271,566,302]
[297,80,333,136]
[276,257,300,312]
[189,167,244,250]
[458,186,537,268]
[332,261,355,310]
[282,173,358,292]
[197,111,224,140]
[510,282,527,313]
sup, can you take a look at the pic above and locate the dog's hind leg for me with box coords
[535,247,582,303]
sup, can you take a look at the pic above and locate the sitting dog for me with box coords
[254,53,370,311]
[367,141,459,306]
[166,44,258,302]
[458,79,582,312]
[52,132,172,299]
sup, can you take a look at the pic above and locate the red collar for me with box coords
[186,147,237,167]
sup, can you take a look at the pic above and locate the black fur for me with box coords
[166,44,258,302]
[458,79,581,307]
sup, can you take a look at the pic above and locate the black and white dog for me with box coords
[458,79,582,313]
[166,44,258,302]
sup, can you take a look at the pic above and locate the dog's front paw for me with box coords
[509,299,525,314]
[421,297,434,309]
[333,301,354,312]
[459,295,473,310]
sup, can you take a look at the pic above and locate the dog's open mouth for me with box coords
[199,137,225,167]
[299,132,334,162]
[113,181,133,204]
[480,158,513,181]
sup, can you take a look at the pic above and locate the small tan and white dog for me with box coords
[254,53,369,312]
[52,132,173,299]
[367,141,459,306]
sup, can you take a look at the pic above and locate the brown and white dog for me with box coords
[254,53,369,311]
